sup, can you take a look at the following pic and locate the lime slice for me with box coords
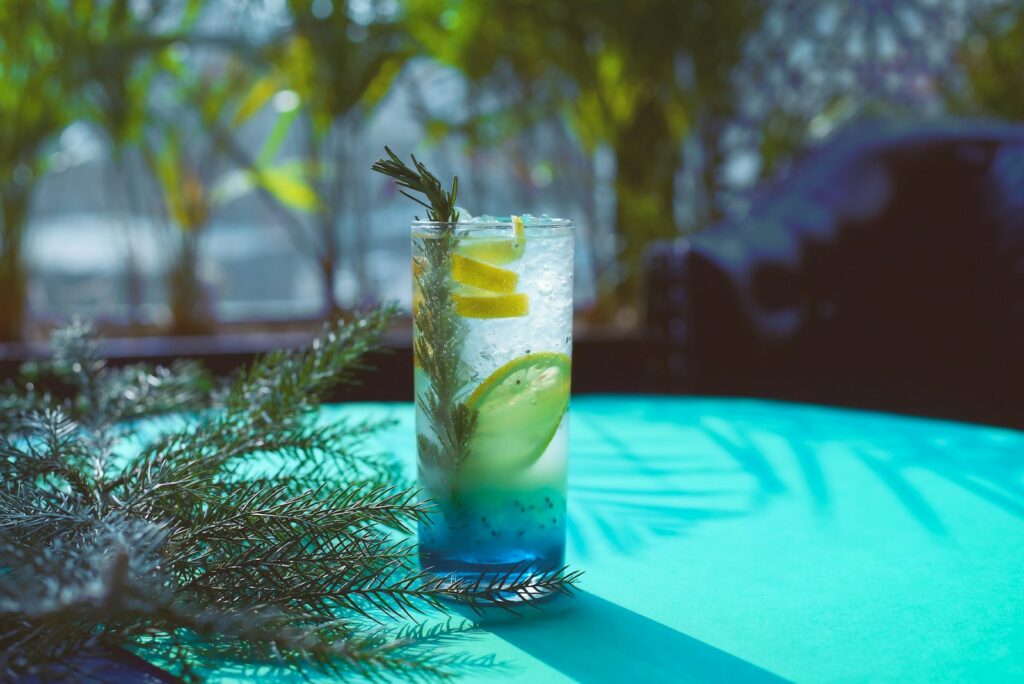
[461,352,571,478]
[454,292,529,319]
[455,215,526,265]
[451,253,518,293]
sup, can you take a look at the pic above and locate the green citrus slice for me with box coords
[453,291,529,318]
[451,253,518,293]
[461,352,571,478]
[455,215,526,265]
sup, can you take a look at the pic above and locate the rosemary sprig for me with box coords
[370,146,460,223]
[371,147,476,472]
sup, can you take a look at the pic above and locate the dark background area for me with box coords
[0,328,646,401]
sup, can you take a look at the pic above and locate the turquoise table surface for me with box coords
[186,396,1024,683]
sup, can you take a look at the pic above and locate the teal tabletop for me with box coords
[167,396,1024,683]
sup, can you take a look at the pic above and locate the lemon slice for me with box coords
[461,352,571,478]
[411,258,426,317]
[412,289,424,317]
[455,215,526,265]
[453,291,529,319]
[451,253,519,293]
[412,256,426,279]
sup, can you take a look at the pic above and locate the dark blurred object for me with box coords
[645,120,1024,428]
[16,645,179,683]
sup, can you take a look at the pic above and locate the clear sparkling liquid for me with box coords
[413,226,573,578]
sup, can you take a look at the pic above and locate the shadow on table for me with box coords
[574,397,1024,541]
[16,646,178,684]
[457,591,788,684]
[567,411,763,562]
[714,400,1024,535]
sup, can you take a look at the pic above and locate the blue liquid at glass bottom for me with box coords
[418,486,567,584]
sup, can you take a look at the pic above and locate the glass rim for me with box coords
[411,217,573,231]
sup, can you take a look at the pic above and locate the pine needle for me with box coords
[0,311,581,682]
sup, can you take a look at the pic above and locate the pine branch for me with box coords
[0,312,583,682]
[38,318,213,428]
[0,408,93,498]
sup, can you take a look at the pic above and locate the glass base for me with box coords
[420,552,566,605]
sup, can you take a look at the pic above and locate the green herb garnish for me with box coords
[371,147,476,472]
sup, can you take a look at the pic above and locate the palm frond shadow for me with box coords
[567,397,1024,549]
[700,399,1024,535]
[566,408,763,560]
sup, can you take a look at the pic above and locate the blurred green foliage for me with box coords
[0,0,200,339]
[1,0,1023,339]
[267,0,412,314]
[961,3,1024,121]
[0,2,69,340]
[406,0,763,309]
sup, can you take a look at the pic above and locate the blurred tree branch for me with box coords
[958,3,1024,121]
[403,0,765,317]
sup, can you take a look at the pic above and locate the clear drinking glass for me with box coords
[411,217,573,588]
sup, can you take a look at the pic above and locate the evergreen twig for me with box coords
[0,313,580,682]
[371,148,476,472]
